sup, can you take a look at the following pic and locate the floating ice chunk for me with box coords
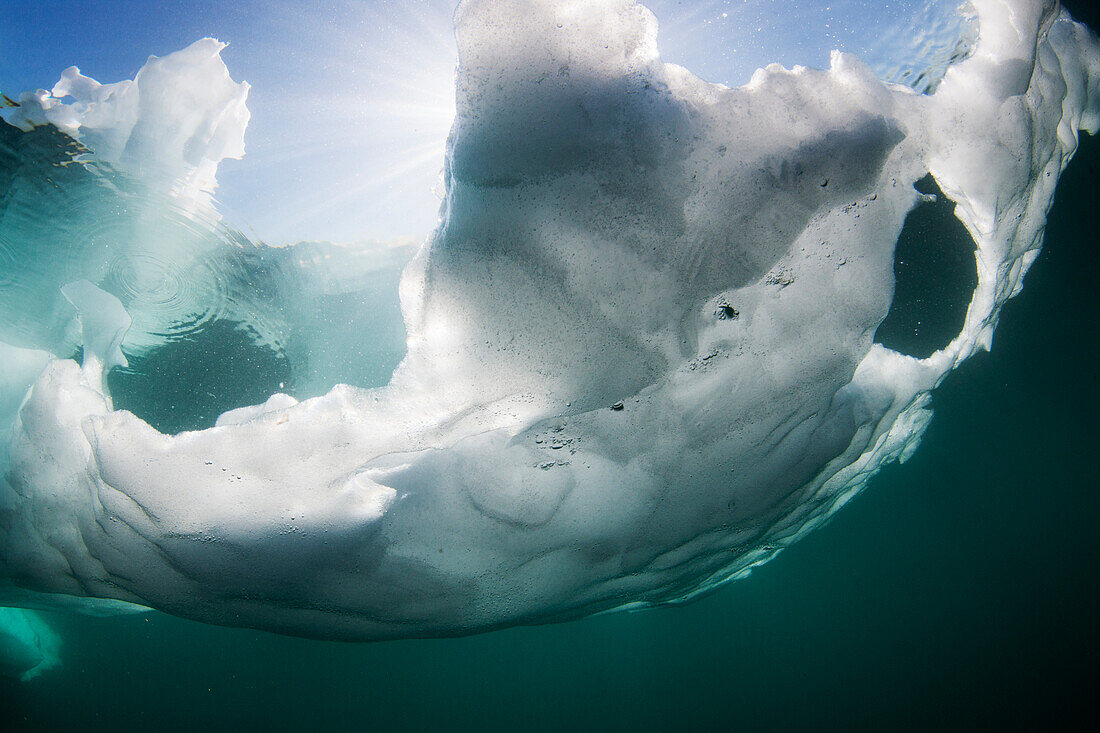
[2,39,249,205]
[0,607,60,681]
[0,0,1097,640]
[60,280,131,394]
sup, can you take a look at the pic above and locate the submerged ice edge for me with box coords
[0,0,1097,641]
[0,607,61,681]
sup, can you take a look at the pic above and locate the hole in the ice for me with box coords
[873,174,977,359]
[107,320,292,435]
[715,300,739,320]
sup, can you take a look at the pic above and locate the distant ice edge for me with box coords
[0,0,1097,641]
[1,37,249,210]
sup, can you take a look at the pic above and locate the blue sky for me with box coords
[1,1,963,245]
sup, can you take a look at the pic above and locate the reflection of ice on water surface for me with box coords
[648,0,978,94]
[0,0,1096,653]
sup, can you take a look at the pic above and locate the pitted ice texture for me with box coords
[0,0,1097,639]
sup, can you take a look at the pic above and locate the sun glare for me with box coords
[218,0,460,246]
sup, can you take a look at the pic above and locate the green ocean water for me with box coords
[0,130,1096,733]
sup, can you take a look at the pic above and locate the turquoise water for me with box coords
[3,1,1100,729]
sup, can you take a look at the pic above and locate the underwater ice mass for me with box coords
[0,0,1097,644]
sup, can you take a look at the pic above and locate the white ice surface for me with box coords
[0,0,1097,640]
[2,39,249,208]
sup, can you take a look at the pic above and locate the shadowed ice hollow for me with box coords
[0,0,1097,644]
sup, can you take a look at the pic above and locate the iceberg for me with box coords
[3,37,249,207]
[0,607,60,681]
[0,0,1097,642]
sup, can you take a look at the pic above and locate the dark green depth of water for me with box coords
[2,117,1098,733]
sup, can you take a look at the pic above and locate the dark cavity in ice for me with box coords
[108,319,292,434]
[715,300,739,320]
[874,174,977,359]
